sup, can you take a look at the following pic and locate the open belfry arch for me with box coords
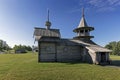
[34,9,111,64]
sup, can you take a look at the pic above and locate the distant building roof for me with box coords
[34,27,61,41]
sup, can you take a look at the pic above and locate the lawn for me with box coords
[0,53,120,80]
[110,55,120,60]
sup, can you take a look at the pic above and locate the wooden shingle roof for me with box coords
[34,27,61,41]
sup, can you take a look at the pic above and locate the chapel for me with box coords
[33,9,111,64]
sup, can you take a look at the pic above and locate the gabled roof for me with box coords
[34,27,61,41]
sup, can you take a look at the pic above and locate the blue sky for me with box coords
[0,0,120,47]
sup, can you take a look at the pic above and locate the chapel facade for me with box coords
[34,9,111,64]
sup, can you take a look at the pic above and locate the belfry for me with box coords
[73,8,94,41]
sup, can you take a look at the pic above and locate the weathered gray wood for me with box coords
[34,8,111,64]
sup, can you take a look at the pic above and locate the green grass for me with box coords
[0,53,120,80]
[110,55,120,60]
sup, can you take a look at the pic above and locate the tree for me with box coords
[26,46,32,51]
[0,39,11,51]
[105,41,120,55]
[0,40,3,51]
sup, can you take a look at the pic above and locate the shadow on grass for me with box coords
[60,61,85,65]
[38,60,120,67]
[102,60,120,67]
[110,60,120,67]
[38,61,91,65]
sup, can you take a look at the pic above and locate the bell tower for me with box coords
[73,8,94,41]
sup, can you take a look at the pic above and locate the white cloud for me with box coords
[107,0,120,5]
[88,0,107,7]
[80,0,120,12]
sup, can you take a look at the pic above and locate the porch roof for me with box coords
[86,45,112,53]
[69,39,112,53]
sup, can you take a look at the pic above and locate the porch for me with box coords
[96,52,110,64]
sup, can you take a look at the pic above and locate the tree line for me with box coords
[0,39,32,53]
[105,41,120,55]
[13,44,32,51]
